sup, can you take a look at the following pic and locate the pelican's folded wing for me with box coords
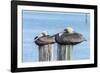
[62,33,84,43]
[39,36,55,43]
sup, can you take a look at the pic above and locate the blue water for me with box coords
[22,10,90,62]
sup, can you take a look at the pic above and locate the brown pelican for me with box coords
[54,27,86,60]
[34,32,55,46]
[34,32,55,61]
[55,28,86,45]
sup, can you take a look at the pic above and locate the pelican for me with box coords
[55,27,86,45]
[34,32,55,46]
[54,26,86,60]
[34,32,55,61]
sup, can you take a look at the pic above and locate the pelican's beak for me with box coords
[33,33,43,42]
[33,39,36,43]
[33,37,39,43]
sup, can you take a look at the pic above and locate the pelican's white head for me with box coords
[41,31,48,36]
[65,26,74,33]
[34,31,48,41]
[38,31,48,38]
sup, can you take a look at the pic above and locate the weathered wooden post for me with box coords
[57,44,73,60]
[55,27,86,60]
[34,32,55,61]
[38,45,51,61]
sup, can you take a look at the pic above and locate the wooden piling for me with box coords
[57,44,72,60]
[38,44,52,61]
[66,45,73,60]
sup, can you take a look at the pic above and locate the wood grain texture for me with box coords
[57,45,72,60]
[38,44,52,61]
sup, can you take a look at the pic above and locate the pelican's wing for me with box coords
[39,36,55,43]
[62,33,84,43]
